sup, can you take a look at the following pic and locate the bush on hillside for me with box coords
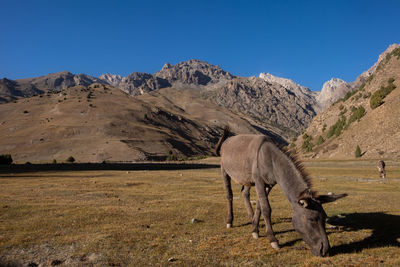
[0,154,13,165]
[370,78,396,109]
[302,134,313,152]
[327,115,347,138]
[346,105,366,127]
[166,150,177,161]
[355,145,362,158]
[66,156,75,163]
[317,135,325,146]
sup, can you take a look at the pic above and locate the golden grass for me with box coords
[1,160,400,266]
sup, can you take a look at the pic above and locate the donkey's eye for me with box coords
[308,218,318,223]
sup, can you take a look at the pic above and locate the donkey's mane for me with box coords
[276,143,316,198]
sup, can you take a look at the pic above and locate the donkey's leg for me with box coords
[222,168,234,228]
[251,200,261,239]
[241,185,254,223]
[254,182,279,250]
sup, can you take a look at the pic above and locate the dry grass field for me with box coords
[1,159,400,266]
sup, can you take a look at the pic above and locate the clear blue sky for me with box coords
[1,0,399,91]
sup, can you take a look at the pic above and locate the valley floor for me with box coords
[1,159,400,266]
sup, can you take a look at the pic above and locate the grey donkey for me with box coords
[215,128,347,257]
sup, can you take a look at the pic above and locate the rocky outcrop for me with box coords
[259,72,319,110]
[316,78,353,110]
[259,73,317,99]
[116,72,171,96]
[154,59,235,86]
[211,77,317,135]
[99,73,124,88]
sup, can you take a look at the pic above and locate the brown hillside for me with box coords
[0,84,271,163]
[295,46,400,159]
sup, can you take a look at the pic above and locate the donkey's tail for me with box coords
[215,126,230,156]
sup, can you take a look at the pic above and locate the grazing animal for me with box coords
[215,128,347,257]
[377,160,386,179]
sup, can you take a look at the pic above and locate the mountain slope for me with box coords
[0,71,106,103]
[294,44,400,159]
[0,83,275,163]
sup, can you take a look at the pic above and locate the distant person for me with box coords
[377,160,386,179]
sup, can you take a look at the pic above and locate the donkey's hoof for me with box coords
[252,232,259,239]
[226,224,232,228]
[270,242,280,250]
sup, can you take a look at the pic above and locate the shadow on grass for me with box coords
[0,162,220,174]
[328,212,400,255]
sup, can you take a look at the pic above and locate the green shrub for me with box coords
[66,156,75,163]
[359,82,366,91]
[317,136,325,146]
[327,115,347,138]
[354,93,362,101]
[302,134,313,152]
[363,92,371,99]
[347,105,366,127]
[366,74,374,83]
[52,159,57,164]
[355,145,362,158]
[166,150,177,161]
[370,79,396,109]
[393,47,400,59]
[343,90,358,102]
[0,154,13,165]
[322,124,327,132]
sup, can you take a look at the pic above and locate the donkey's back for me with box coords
[220,134,271,186]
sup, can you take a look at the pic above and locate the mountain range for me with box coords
[1,44,398,162]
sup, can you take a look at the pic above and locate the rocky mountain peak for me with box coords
[154,59,235,86]
[110,72,171,96]
[259,73,316,97]
[99,73,124,87]
[316,78,352,110]
[161,63,172,70]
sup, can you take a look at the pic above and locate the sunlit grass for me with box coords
[1,161,400,266]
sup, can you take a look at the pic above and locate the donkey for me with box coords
[215,128,347,257]
[377,160,386,179]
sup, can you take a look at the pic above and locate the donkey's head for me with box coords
[292,191,347,257]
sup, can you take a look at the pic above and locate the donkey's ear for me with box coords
[316,193,348,204]
[298,198,308,208]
